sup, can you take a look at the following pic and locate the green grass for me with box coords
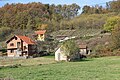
[0,56,120,80]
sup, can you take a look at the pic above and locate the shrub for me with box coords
[110,24,120,50]
[0,49,7,53]
[90,45,113,58]
[103,16,120,32]
[61,40,79,61]
[0,27,12,41]
[8,64,22,68]
[38,51,50,57]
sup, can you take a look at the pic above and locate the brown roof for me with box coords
[35,30,46,34]
[17,35,35,44]
[79,44,87,49]
[6,35,35,45]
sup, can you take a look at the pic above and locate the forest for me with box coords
[0,1,120,31]
[0,0,120,53]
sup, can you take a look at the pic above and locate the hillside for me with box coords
[51,29,102,38]
[0,0,120,56]
[51,29,111,50]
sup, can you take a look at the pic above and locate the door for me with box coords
[17,42,21,48]
[58,53,60,61]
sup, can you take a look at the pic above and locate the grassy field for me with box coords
[0,56,55,66]
[0,56,120,80]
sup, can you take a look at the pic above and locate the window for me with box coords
[17,42,20,48]
[24,46,27,50]
[40,34,43,36]
[10,43,14,46]
[10,50,14,53]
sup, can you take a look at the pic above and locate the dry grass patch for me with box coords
[0,57,55,66]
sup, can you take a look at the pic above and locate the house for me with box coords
[79,44,90,57]
[6,35,37,57]
[55,44,90,61]
[55,47,80,61]
[34,30,46,41]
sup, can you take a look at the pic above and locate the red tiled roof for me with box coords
[79,45,87,49]
[17,35,35,44]
[35,30,46,34]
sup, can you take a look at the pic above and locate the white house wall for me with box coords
[80,49,87,55]
[55,48,67,61]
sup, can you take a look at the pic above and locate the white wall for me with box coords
[55,48,67,61]
[80,49,87,55]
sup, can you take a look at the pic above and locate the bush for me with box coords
[0,27,12,41]
[8,64,22,68]
[90,45,113,58]
[61,40,79,61]
[111,49,120,56]
[103,16,120,32]
[0,49,7,53]
[110,25,120,50]
[38,51,50,57]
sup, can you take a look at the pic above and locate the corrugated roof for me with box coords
[17,35,35,44]
[35,30,46,34]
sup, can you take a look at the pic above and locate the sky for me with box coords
[0,0,113,7]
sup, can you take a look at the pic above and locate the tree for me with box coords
[61,40,79,61]
[103,16,120,32]
[82,5,109,14]
[82,5,91,14]
[57,3,80,19]
[0,27,12,41]
[109,0,120,12]
[110,22,120,50]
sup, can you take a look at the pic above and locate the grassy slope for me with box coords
[51,29,102,38]
[0,56,120,80]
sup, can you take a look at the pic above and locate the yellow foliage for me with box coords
[37,24,48,30]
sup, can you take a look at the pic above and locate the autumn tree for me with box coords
[82,5,91,14]
[82,5,109,14]
[61,40,79,61]
[54,3,80,19]
[110,22,120,50]
[103,16,120,32]
[109,0,120,12]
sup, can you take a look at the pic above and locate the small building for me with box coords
[6,35,37,57]
[79,44,88,56]
[55,47,80,61]
[34,30,46,41]
[55,47,67,61]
